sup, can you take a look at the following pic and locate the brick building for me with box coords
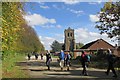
[73,39,115,58]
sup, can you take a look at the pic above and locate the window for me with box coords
[68,33,69,37]
[71,33,72,37]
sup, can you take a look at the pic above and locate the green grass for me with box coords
[2,52,29,78]
[0,63,2,79]
[51,55,58,58]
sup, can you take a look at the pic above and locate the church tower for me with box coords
[64,27,76,51]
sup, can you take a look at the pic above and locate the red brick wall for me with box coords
[89,39,114,50]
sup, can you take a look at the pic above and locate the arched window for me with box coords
[68,33,69,37]
[71,33,72,37]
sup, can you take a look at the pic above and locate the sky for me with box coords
[23,1,118,50]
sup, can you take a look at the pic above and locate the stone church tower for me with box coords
[64,27,76,51]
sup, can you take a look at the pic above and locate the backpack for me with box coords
[67,54,71,60]
[87,55,90,62]
[82,54,90,62]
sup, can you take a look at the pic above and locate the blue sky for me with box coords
[23,1,117,50]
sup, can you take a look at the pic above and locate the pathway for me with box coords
[19,56,120,80]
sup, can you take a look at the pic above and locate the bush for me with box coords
[75,56,81,60]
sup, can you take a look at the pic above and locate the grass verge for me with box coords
[2,51,29,78]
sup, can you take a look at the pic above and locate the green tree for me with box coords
[2,2,45,78]
[2,2,45,53]
[16,24,45,53]
[2,2,24,51]
[96,2,120,45]
[76,42,84,49]
[51,40,62,52]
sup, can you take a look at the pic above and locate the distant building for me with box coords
[64,27,76,52]
[80,39,115,50]
[63,28,118,58]
[73,39,115,58]
[114,46,120,57]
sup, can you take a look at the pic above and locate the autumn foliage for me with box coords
[2,2,45,55]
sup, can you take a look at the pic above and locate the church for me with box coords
[64,27,119,58]
[64,27,76,52]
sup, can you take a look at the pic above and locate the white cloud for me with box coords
[89,14,99,22]
[67,8,84,16]
[41,25,54,28]
[88,1,102,5]
[54,33,64,43]
[40,5,49,9]
[23,13,56,26]
[31,26,35,28]
[39,33,64,50]
[56,25,62,28]
[39,36,44,45]
[88,2,98,5]
[27,11,32,15]
[55,34,64,38]
[52,4,60,10]
[97,0,102,4]
[39,36,55,50]
[38,2,50,9]
[41,24,62,29]
[37,2,45,5]
[70,9,84,14]
[75,28,116,46]
[63,0,80,4]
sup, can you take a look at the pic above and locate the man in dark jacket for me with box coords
[33,51,38,60]
[81,51,88,76]
[28,53,31,60]
[66,52,71,71]
[46,50,52,70]
[105,49,117,77]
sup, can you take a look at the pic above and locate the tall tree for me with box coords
[51,40,62,52]
[2,2,45,53]
[76,43,84,49]
[2,2,24,51]
[96,2,120,46]
[16,24,45,53]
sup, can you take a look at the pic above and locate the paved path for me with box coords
[19,56,120,80]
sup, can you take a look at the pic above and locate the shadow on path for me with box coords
[1,78,118,80]
[16,60,60,67]
[14,59,120,80]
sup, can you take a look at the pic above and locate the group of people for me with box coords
[59,50,71,71]
[45,50,91,74]
[28,49,118,78]
[80,49,118,77]
[45,50,71,71]
[27,52,43,60]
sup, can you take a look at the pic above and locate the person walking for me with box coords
[35,52,39,60]
[46,50,52,70]
[27,53,31,60]
[59,50,65,71]
[66,52,71,71]
[40,53,43,60]
[105,49,117,77]
[80,51,88,76]
[64,53,67,67]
